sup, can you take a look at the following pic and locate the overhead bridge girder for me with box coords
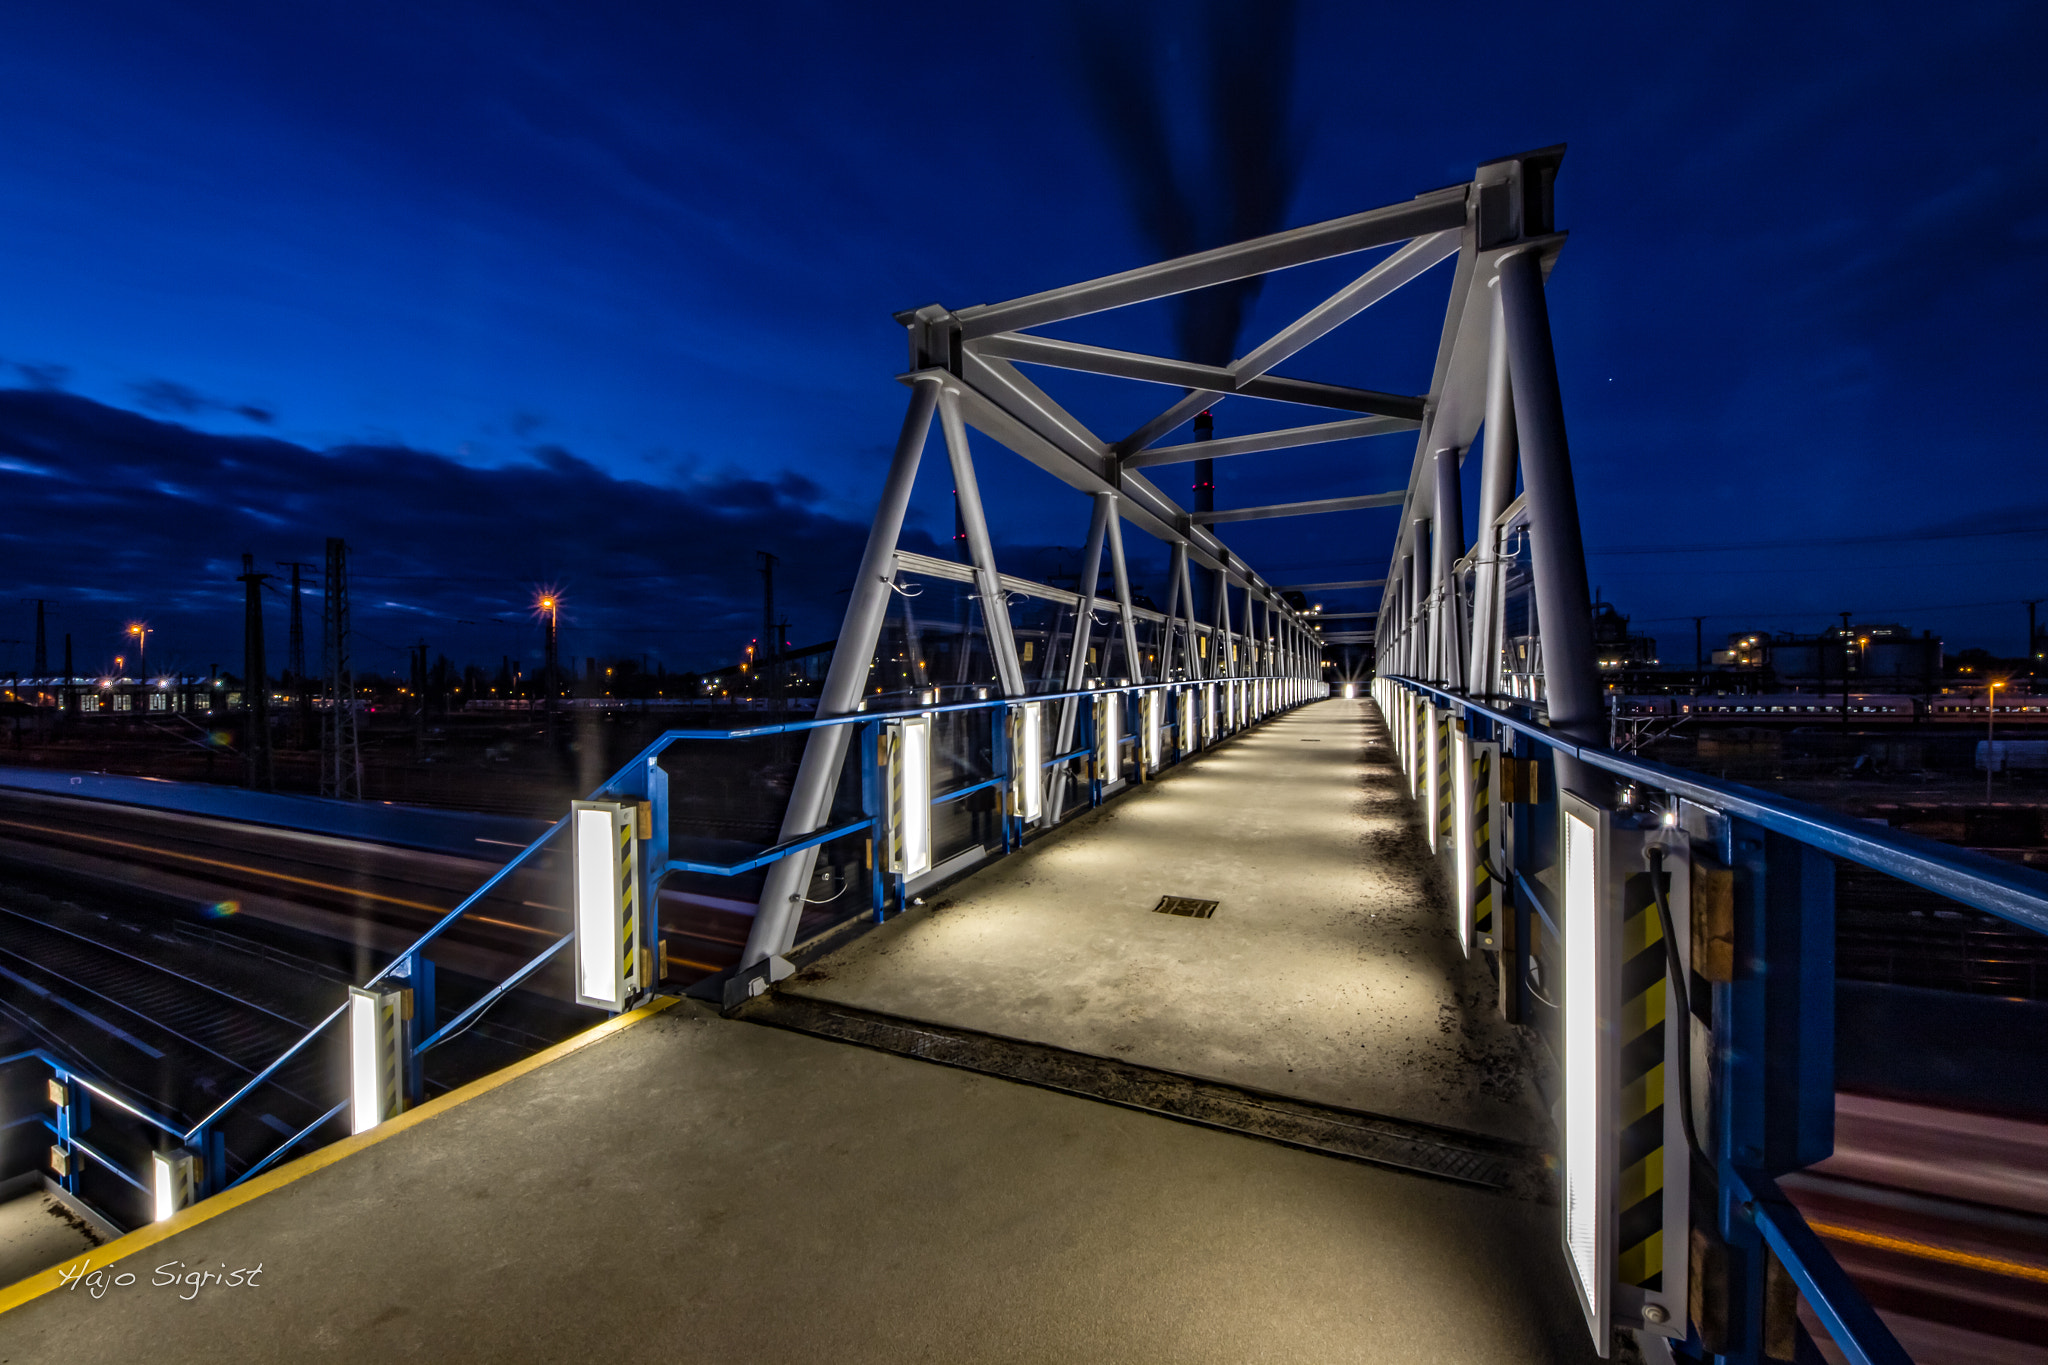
[748,141,1595,1019]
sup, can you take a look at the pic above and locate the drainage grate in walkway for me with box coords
[740,994,1551,1202]
[1153,896,1218,919]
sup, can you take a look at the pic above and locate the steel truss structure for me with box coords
[730,153,1583,978]
[1358,146,1601,743]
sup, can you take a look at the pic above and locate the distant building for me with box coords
[1711,624,1942,692]
[1591,599,1658,673]
[3,675,238,714]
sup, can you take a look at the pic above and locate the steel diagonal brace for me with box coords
[970,333,1425,422]
[951,188,1466,338]
[930,363,1282,599]
[1112,227,1460,457]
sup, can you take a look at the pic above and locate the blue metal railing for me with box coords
[1379,674,2048,1365]
[15,671,1323,1233]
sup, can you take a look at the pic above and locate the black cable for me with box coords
[1647,845,1706,1163]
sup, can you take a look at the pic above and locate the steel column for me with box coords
[1497,248,1600,751]
[1407,528,1429,682]
[1049,493,1114,822]
[738,376,943,986]
[1431,446,1466,692]
[1469,284,1518,698]
[939,384,1027,697]
[1214,567,1233,677]
[1104,506,1143,683]
[1162,542,1184,678]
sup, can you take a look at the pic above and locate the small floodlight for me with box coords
[1451,725,1474,954]
[1561,796,1613,1345]
[1423,704,1441,852]
[1097,692,1122,784]
[152,1148,198,1222]
[1013,703,1043,824]
[571,801,643,1011]
[348,985,406,1135]
[887,718,933,878]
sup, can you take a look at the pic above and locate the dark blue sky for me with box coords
[1,1,2043,679]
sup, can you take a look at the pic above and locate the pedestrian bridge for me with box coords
[7,146,2048,1364]
[4,694,1610,1364]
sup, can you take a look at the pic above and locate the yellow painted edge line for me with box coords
[0,995,680,1315]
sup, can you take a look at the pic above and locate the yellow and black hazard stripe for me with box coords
[1472,745,1494,946]
[1435,711,1454,848]
[1412,698,1424,781]
[1615,865,1670,1290]
[884,727,905,872]
[616,814,639,990]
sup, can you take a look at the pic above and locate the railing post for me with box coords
[860,719,886,922]
[994,702,1015,854]
[414,956,436,1072]
[205,1127,227,1197]
[1704,819,1840,1361]
[1713,817,1772,1363]
[53,1069,83,1196]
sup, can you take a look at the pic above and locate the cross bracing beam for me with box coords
[1101,232,1457,460]
[1192,491,1405,525]
[935,361,1299,632]
[971,333,1425,422]
[934,357,1298,610]
[1229,229,1462,382]
[888,550,1191,629]
[1321,632,1375,643]
[1314,612,1378,620]
[951,188,1468,339]
[1113,391,1218,462]
[1280,579,1387,593]
[1121,414,1416,470]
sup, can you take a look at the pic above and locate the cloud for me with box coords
[129,377,277,425]
[10,361,71,391]
[0,387,932,675]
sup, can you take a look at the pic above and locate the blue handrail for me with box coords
[1380,673,2043,1364]
[1390,675,2048,933]
[13,672,1321,1230]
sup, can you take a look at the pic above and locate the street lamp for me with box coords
[1987,678,2005,802]
[127,623,151,676]
[535,593,560,707]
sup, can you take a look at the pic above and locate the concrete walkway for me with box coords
[0,1000,1599,1364]
[786,698,1548,1143]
